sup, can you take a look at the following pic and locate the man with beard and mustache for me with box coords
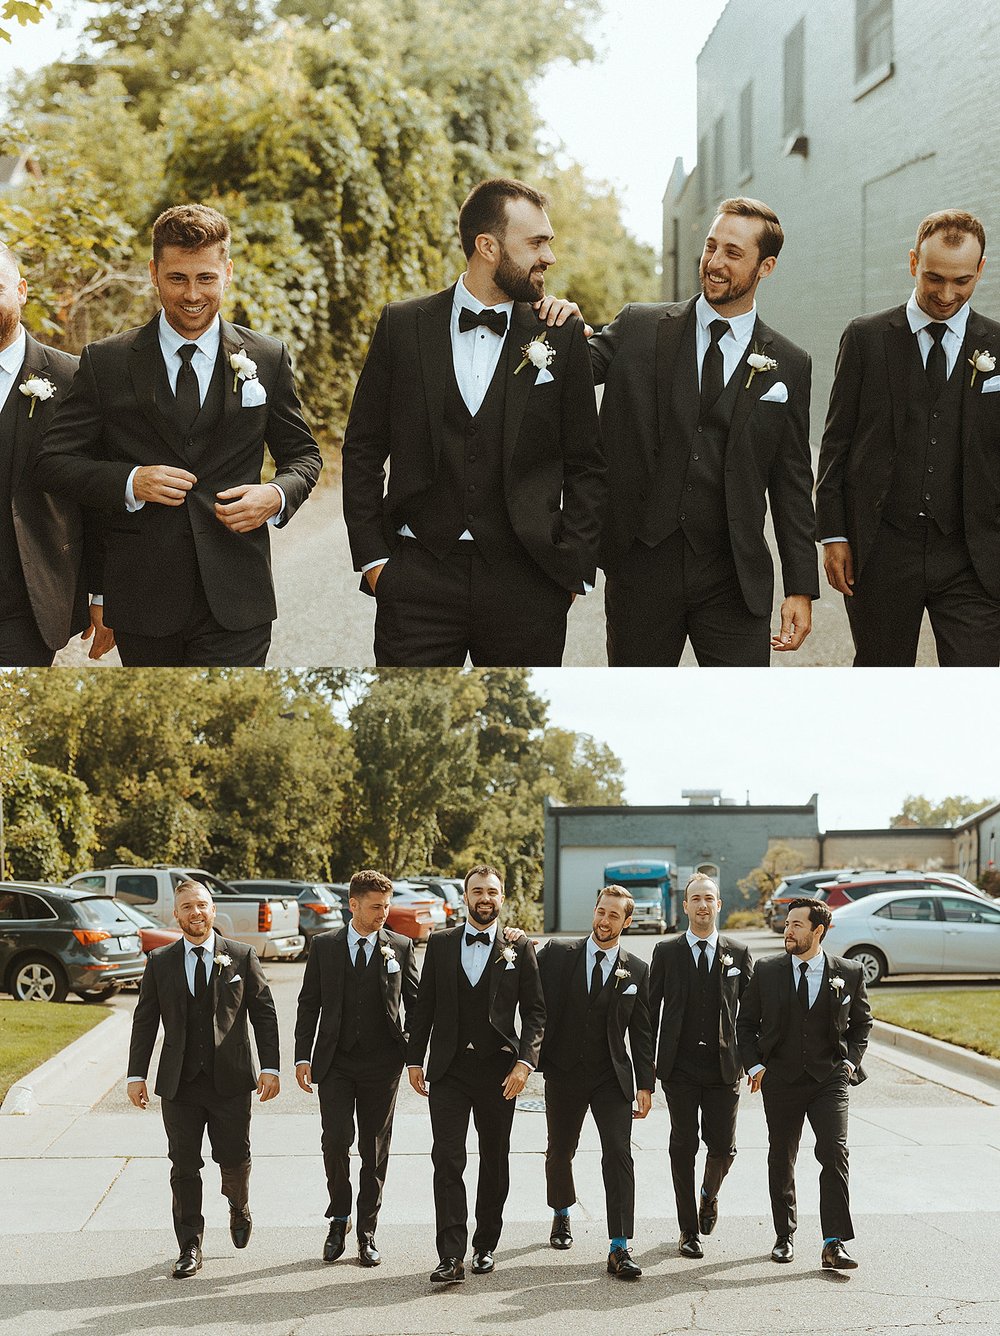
[406,864,545,1284]
[342,177,605,666]
[540,198,818,666]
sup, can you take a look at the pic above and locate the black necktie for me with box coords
[797,961,810,1010]
[355,937,369,970]
[590,949,606,998]
[700,319,730,412]
[697,939,709,980]
[458,307,508,337]
[925,322,948,401]
[193,945,207,999]
[465,931,491,947]
[175,343,201,430]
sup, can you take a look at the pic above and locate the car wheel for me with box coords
[10,955,69,1004]
[76,984,121,1003]
[846,946,886,986]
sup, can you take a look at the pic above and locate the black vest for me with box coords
[768,966,838,1082]
[181,965,216,1085]
[676,945,723,1078]
[548,950,615,1082]
[883,342,963,534]
[406,345,516,562]
[339,941,397,1055]
[0,384,33,622]
[456,957,504,1059]
[154,343,227,442]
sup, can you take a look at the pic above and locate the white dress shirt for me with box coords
[461,917,498,986]
[586,935,620,987]
[0,326,26,413]
[347,920,375,968]
[694,294,758,391]
[685,928,719,972]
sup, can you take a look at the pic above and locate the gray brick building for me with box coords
[663,0,1000,441]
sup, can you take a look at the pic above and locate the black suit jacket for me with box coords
[589,298,819,617]
[648,933,753,1085]
[293,925,419,1083]
[405,923,546,1083]
[536,938,655,1101]
[4,332,94,649]
[35,314,322,635]
[127,935,280,1100]
[816,303,1000,597]
[342,285,606,593]
[735,952,872,1085]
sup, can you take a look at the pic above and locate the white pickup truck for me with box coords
[66,866,304,960]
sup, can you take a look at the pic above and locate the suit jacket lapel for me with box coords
[9,332,49,486]
[726,317,772,451]
[417,286,455,470]
[219,318,246,429]
[375,927,391,1010]
[660,301,697,471]
[487,927,509,1008]
[502,302,538,471]
[128,313,188,456]
[883,307,913,454]
[961,309,991,454]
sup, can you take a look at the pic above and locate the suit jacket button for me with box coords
[692,453,699,460]
[679,512,687,521]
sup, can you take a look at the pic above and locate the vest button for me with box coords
[468,454,477,463]
[696,426,704,434]
[930,437,937,445]
[686,484,693,491]
[466,512,474,522]
[467,484,476,492]
[927,465,934,473]
[679,512,687,521]
[692,453,699,460]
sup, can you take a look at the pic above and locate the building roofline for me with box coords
[547,802,818,817]
[824,827,953,838]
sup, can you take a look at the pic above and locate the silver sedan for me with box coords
[822,888,1000,985]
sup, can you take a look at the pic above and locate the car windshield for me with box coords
[75,897,136,930]
[303,887,337,906]
[115,901,168,929]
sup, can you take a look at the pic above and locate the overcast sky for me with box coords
[532,669,998,830]
[2,1,728,248]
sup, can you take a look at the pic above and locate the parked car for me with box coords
[114,901,182,954]
[817,871,994,911]
[66,867,304,960]
[766,868,964,932]
[0,882,146,1003]
[228,880,344,954]
[410,877,467,925]
[327,880,447,942]
[823,888,1000,984]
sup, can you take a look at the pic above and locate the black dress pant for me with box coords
[318,1048,403,1236]
[114,582,271,667]
[159,1072,252,1247]
[428,1048,518,1259]
[372,537,572,666]
[761,1066,854,1241]
[848,520,1000,666]
[604,530,770,666]
[544,1072,635,1238]
[0,613,55,666]
[662,1069,740,1234]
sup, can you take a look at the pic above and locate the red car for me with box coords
[115,900,182,954]
[329,881,448,942]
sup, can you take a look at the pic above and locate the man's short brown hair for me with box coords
[173,877,210,900]
[684,872,720,898]
[787,896,833,938]
[152,204,231,263]
[349,869,393,899]
[716,196,784,262]
[458,178,547,260]
[915,209,986,263]
[463,863,505,893]
[596,883,635,918]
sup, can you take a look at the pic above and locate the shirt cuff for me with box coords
[515,1060,534,1072]
[266,482,285,526]
[126,1076,145,1084]
[820,536,849,544]
[581,581,593,595]
[125,466,144,512]
[260,1068,280,1076]
[294,1059,309,1067]
[361,558,389,574]
[748,1063,765,1077]
[90,594,104,606]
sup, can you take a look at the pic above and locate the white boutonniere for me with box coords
[19,375,57,418]
[229,349,258,393]
[214,952,232,968]
[500,944,517,965]
[744,346,778,390]
[380,943,396,964]
[830,975,845,993]
[515,332,556,376]
[721,952,734,969]
[614,965,630,982]
[969,349,996,387]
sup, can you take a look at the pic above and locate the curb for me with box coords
[871,1018,1000,1089]
[0,1006,130,1116]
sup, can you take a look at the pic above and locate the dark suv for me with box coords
[0,883,146,1003]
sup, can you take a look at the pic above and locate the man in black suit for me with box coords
[36,204,322,666]
[0,243,110,664]
[537,886,654,1280]
[649,874,753,1259]
[126,879,280,1278]
[342,177,605,667]
[541,197,817,665]
[737,898,872,1270]
[293,869,419,1267]
[406,863,546,1283]
[816,209,1000,665]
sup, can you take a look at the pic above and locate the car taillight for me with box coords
[258,902,272,932]
[73,929,112,946]
[444,904,453,916]
[303,902,329,914]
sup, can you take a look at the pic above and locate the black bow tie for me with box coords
[459,306,508,337]
[465,931,491,947]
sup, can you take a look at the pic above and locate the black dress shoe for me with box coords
[172,1242,202,1279]
[323,1218,351,1262]
[678,1230,704,1259]
[229,1202,252,1249]
[607,1246,642,1279]
[550,1213,573,1250]
[430,1256,466,1284]
[821,1240,858,1270]
[471,1250,494,1274]
[771,1235,794,1263]
[358,1234,381,1267]
[698,1193,719,1235]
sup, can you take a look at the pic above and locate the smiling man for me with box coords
[35,204,321,665]
[342,177,605,667]
[816,209,1000,665]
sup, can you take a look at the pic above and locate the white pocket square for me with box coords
[505,960,517,971]
[534,367,554,385]
[622,983,638,995]
[841,994,851,1006]
[726,966,741,977]
[241,378,267,407]
[759,381,788,403]
[386,959,401,974]
[229,974,242,984]
[981,375,1000,393]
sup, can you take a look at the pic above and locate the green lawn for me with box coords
[871,989,1000,1061]
[0,1000,109,1104]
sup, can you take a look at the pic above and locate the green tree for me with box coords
[2,762,95,882]
[737,842,806,910]
[1,0,51,44]
[890,795,995,828]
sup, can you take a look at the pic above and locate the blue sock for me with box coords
[333,1215,349,1223]
[700,1187,710,1199]
[609,1236,627,1252]
[554,1207,570,1217]
[823,1236,839,1246]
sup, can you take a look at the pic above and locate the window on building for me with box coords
[783,17,805,137]
[856,0,892,80]
[697,133,709,208]
[712,116,725,197]
[739,81,753,179]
